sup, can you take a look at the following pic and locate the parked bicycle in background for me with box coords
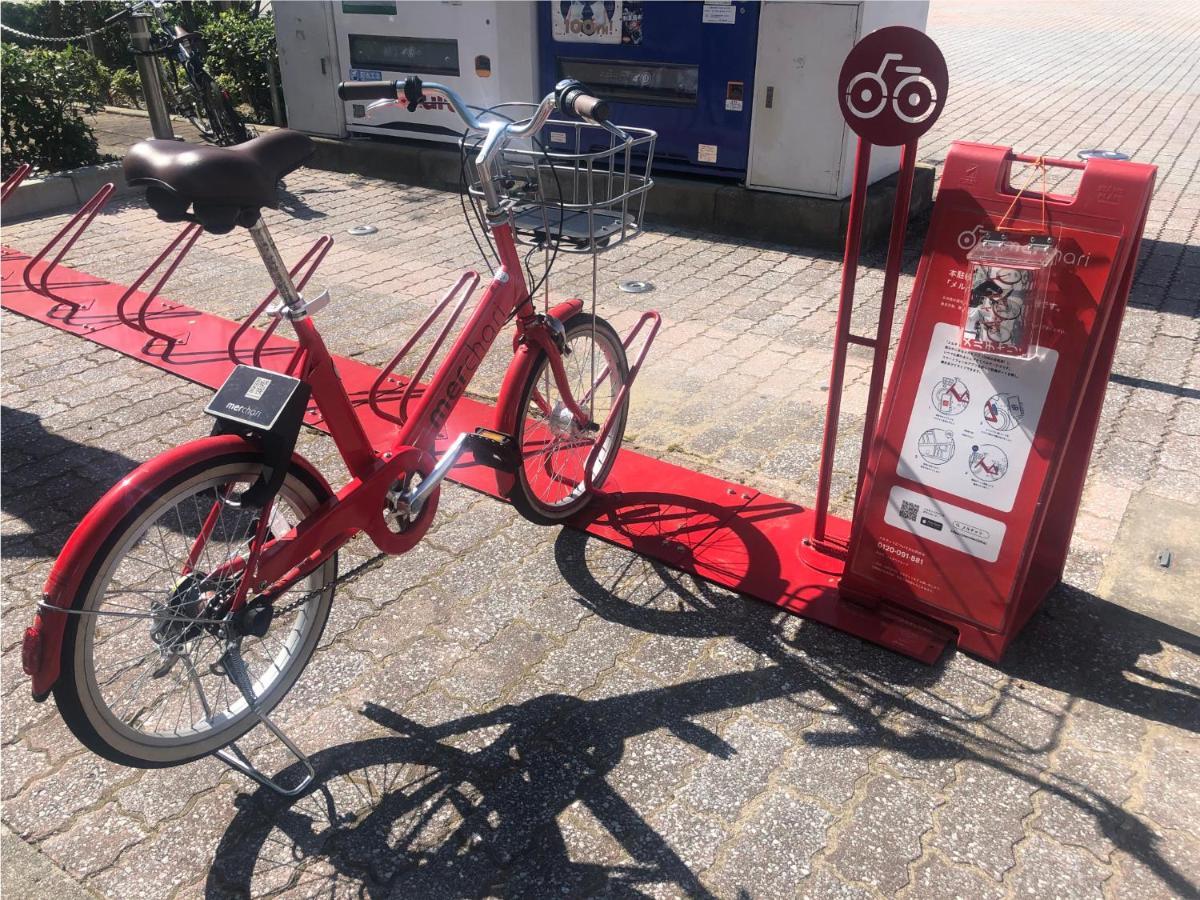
[107,0,254,146]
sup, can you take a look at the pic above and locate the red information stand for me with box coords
[840,143,1157,660]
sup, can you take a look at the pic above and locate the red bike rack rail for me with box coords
[368,271,480,426]
[228,234,334,371]
[19,183,115,321]
[585,310,661,492]
[1,163,32,203]
[114,221,203,355]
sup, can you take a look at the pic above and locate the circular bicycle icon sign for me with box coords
[838,26,948,146]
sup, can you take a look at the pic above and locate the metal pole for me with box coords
[128,13,175,140]
[265,53,284,126]
[812,138,872,544]
[853,140,918,503]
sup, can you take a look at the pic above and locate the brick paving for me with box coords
[2,2,1199,898]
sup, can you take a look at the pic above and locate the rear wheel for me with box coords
[53,452,336,768]
[509,313,629,523]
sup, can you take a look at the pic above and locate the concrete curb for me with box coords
[2,161,135,222]
[308,135,933,249]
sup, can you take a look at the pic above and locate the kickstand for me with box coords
[214,642,316,797]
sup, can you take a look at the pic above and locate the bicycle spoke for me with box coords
[77,463,332,756]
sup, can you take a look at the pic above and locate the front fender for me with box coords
[493,299,585,493]
[23,433,332,700]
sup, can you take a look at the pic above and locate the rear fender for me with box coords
[23,433,332,700]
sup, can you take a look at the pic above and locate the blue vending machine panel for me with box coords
[538,1,760,179]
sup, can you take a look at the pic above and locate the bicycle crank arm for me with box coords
[402,429,516,516]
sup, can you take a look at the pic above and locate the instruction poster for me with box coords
[895,322,1058,513]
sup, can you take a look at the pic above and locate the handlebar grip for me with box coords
[554,79,611,123]
[572,93,610,123]
[337,80,398,102]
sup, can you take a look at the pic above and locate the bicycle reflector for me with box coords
[22,623,43,676]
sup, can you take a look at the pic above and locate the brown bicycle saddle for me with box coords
[123,129,315,234]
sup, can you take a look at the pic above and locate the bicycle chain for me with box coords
[253,553,386,619]
[1,22,122,43]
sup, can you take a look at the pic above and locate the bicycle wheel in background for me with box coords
[53,452,337,768]
[203,81,253,145]
[509,312,629,524]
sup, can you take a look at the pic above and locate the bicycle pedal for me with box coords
[466,428,517,473]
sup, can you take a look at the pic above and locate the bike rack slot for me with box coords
[584,310,661,491]
[112,221,203,355]
[21,183,115,318]
[367,271,481,426]
[228,234,334,371]
[1,163,32,204]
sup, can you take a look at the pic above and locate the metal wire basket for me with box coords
[465,113,656,255]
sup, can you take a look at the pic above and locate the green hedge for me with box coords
[200,9,278,124]
[0,43,108,177]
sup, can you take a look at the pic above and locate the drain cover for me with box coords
[618,280,654,294]
[347,225,378,236]
[1078,149,1130,161]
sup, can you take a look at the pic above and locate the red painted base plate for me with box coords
[1,248,951,662]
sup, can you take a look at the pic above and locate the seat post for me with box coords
[248,216,303,312]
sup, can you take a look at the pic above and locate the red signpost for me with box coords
[810,26,948,551]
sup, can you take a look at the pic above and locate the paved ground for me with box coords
[2,2,1199,898]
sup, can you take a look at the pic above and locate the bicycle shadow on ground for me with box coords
[0,406,145,557]
[204,527,1197,898]
[0,406,301,558]
[276,182,331,222]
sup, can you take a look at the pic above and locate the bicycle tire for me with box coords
[53,451,337,769]
[204,81,252,145]
[508,312,629,524]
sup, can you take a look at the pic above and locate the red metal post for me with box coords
[854,140,918,501]
[812,139,872,544]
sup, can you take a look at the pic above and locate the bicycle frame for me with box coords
[218,217,595,605]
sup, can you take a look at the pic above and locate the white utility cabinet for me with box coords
[274,1,347,138]
[331,1,538,144]
[748,1,930,198]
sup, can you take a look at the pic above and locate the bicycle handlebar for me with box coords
[334,75,625,210]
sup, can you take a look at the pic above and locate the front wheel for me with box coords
[53,451,337,768]
[509,313,629,524]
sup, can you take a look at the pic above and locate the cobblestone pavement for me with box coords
[3,2,1199,898]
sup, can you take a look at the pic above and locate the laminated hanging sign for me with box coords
[840,141,1156,661]
[960,233,1055,359]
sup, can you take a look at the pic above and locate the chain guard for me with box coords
[363,446,439,555]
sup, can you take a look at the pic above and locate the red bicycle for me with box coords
[22,77,658,793]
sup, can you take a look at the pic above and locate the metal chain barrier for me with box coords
[1,21,122,43]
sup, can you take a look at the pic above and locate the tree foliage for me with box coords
[1,43,108,176]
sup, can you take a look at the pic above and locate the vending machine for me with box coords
[536,1,762,178]
[333,1,539,143]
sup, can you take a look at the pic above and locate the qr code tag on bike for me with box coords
[960,233,1056,359]
[205,365,304,431]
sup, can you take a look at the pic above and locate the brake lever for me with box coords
[365,99,399,116]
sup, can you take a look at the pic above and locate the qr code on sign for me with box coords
[899,500,920,522]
